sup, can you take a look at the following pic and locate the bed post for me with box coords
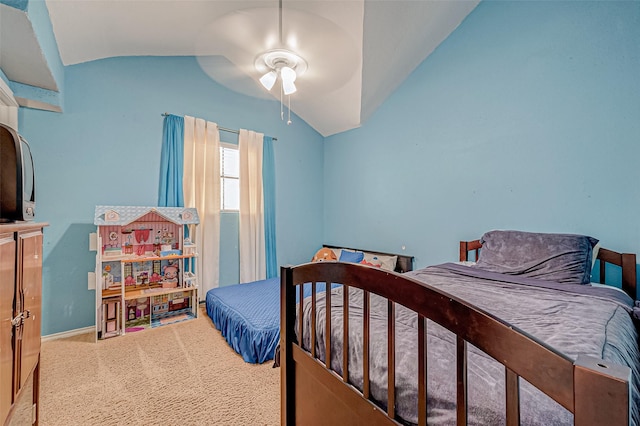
[573,356,631,426]
[280,266,296,425]
[597,249,636,301]
[459,241,469,262]
[621,253,637,300]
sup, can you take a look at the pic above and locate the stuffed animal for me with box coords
[311,248,337,262]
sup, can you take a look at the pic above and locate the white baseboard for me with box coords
[41,326,94,342]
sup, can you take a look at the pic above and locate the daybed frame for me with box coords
[280,241,637,426]
[323,244,415,274]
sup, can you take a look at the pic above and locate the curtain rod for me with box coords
[161,113,277,141]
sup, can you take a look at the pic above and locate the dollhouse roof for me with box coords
[94,206,200,226]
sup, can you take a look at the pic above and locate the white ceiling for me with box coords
[5,0,479,136]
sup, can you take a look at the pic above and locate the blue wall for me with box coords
[324,1,640,269]
[18,56,324,335]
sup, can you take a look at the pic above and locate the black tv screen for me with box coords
[0,123,35,222]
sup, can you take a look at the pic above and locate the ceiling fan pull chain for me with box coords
[287,95,292,125]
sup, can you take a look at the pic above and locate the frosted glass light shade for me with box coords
[282,80,297,95]
[259,70,277,91]
[280,66,297,82]
[281,66,297,95]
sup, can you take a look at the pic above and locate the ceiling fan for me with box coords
[253,0,308,124]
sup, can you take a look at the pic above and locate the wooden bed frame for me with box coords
[322,244,415,274]
[280,241,637,425]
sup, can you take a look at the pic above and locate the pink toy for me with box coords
[161,263,179,288]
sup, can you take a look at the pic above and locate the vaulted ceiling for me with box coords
[1,0,479,136]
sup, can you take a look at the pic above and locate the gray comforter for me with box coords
[297,263,640,425]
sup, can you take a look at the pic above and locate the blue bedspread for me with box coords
[206,277,334,364]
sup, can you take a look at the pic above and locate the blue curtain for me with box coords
[263,136,277,278]
[158,114,184,207]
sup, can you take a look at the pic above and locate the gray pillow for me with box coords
[475,230,599,284]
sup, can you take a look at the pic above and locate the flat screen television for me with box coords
[0,123,35,222]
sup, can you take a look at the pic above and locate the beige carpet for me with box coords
[39,308,280,426]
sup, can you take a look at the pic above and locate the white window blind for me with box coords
[220,144,240,211]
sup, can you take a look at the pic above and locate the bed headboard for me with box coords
[323,244,414,273]
[459,239,637,300]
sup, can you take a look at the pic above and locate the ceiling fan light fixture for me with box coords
[280,66,296,82]
[254,49,307,89]
[254,49,306,123]
[280,66,297,94]
[259,70,277,91]
[282,80,297,95]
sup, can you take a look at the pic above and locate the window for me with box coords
[220,144,239,211]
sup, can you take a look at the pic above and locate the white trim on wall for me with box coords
[41,326,94,342]
[0,76,18,129]
[0,77,18,107]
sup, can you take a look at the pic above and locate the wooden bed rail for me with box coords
[459,240,482,262]
[323,244,415,274]
[280,262,632,426]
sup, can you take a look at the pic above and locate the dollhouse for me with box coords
[93,206,199,340]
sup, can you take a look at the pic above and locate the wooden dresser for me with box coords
[0,222,46,426]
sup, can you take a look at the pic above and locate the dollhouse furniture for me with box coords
[0,222,47,425]
[93,206,199,340]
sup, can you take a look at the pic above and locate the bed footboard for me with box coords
[280,262,633,426]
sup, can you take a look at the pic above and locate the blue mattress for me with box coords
[205,278,334,364]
